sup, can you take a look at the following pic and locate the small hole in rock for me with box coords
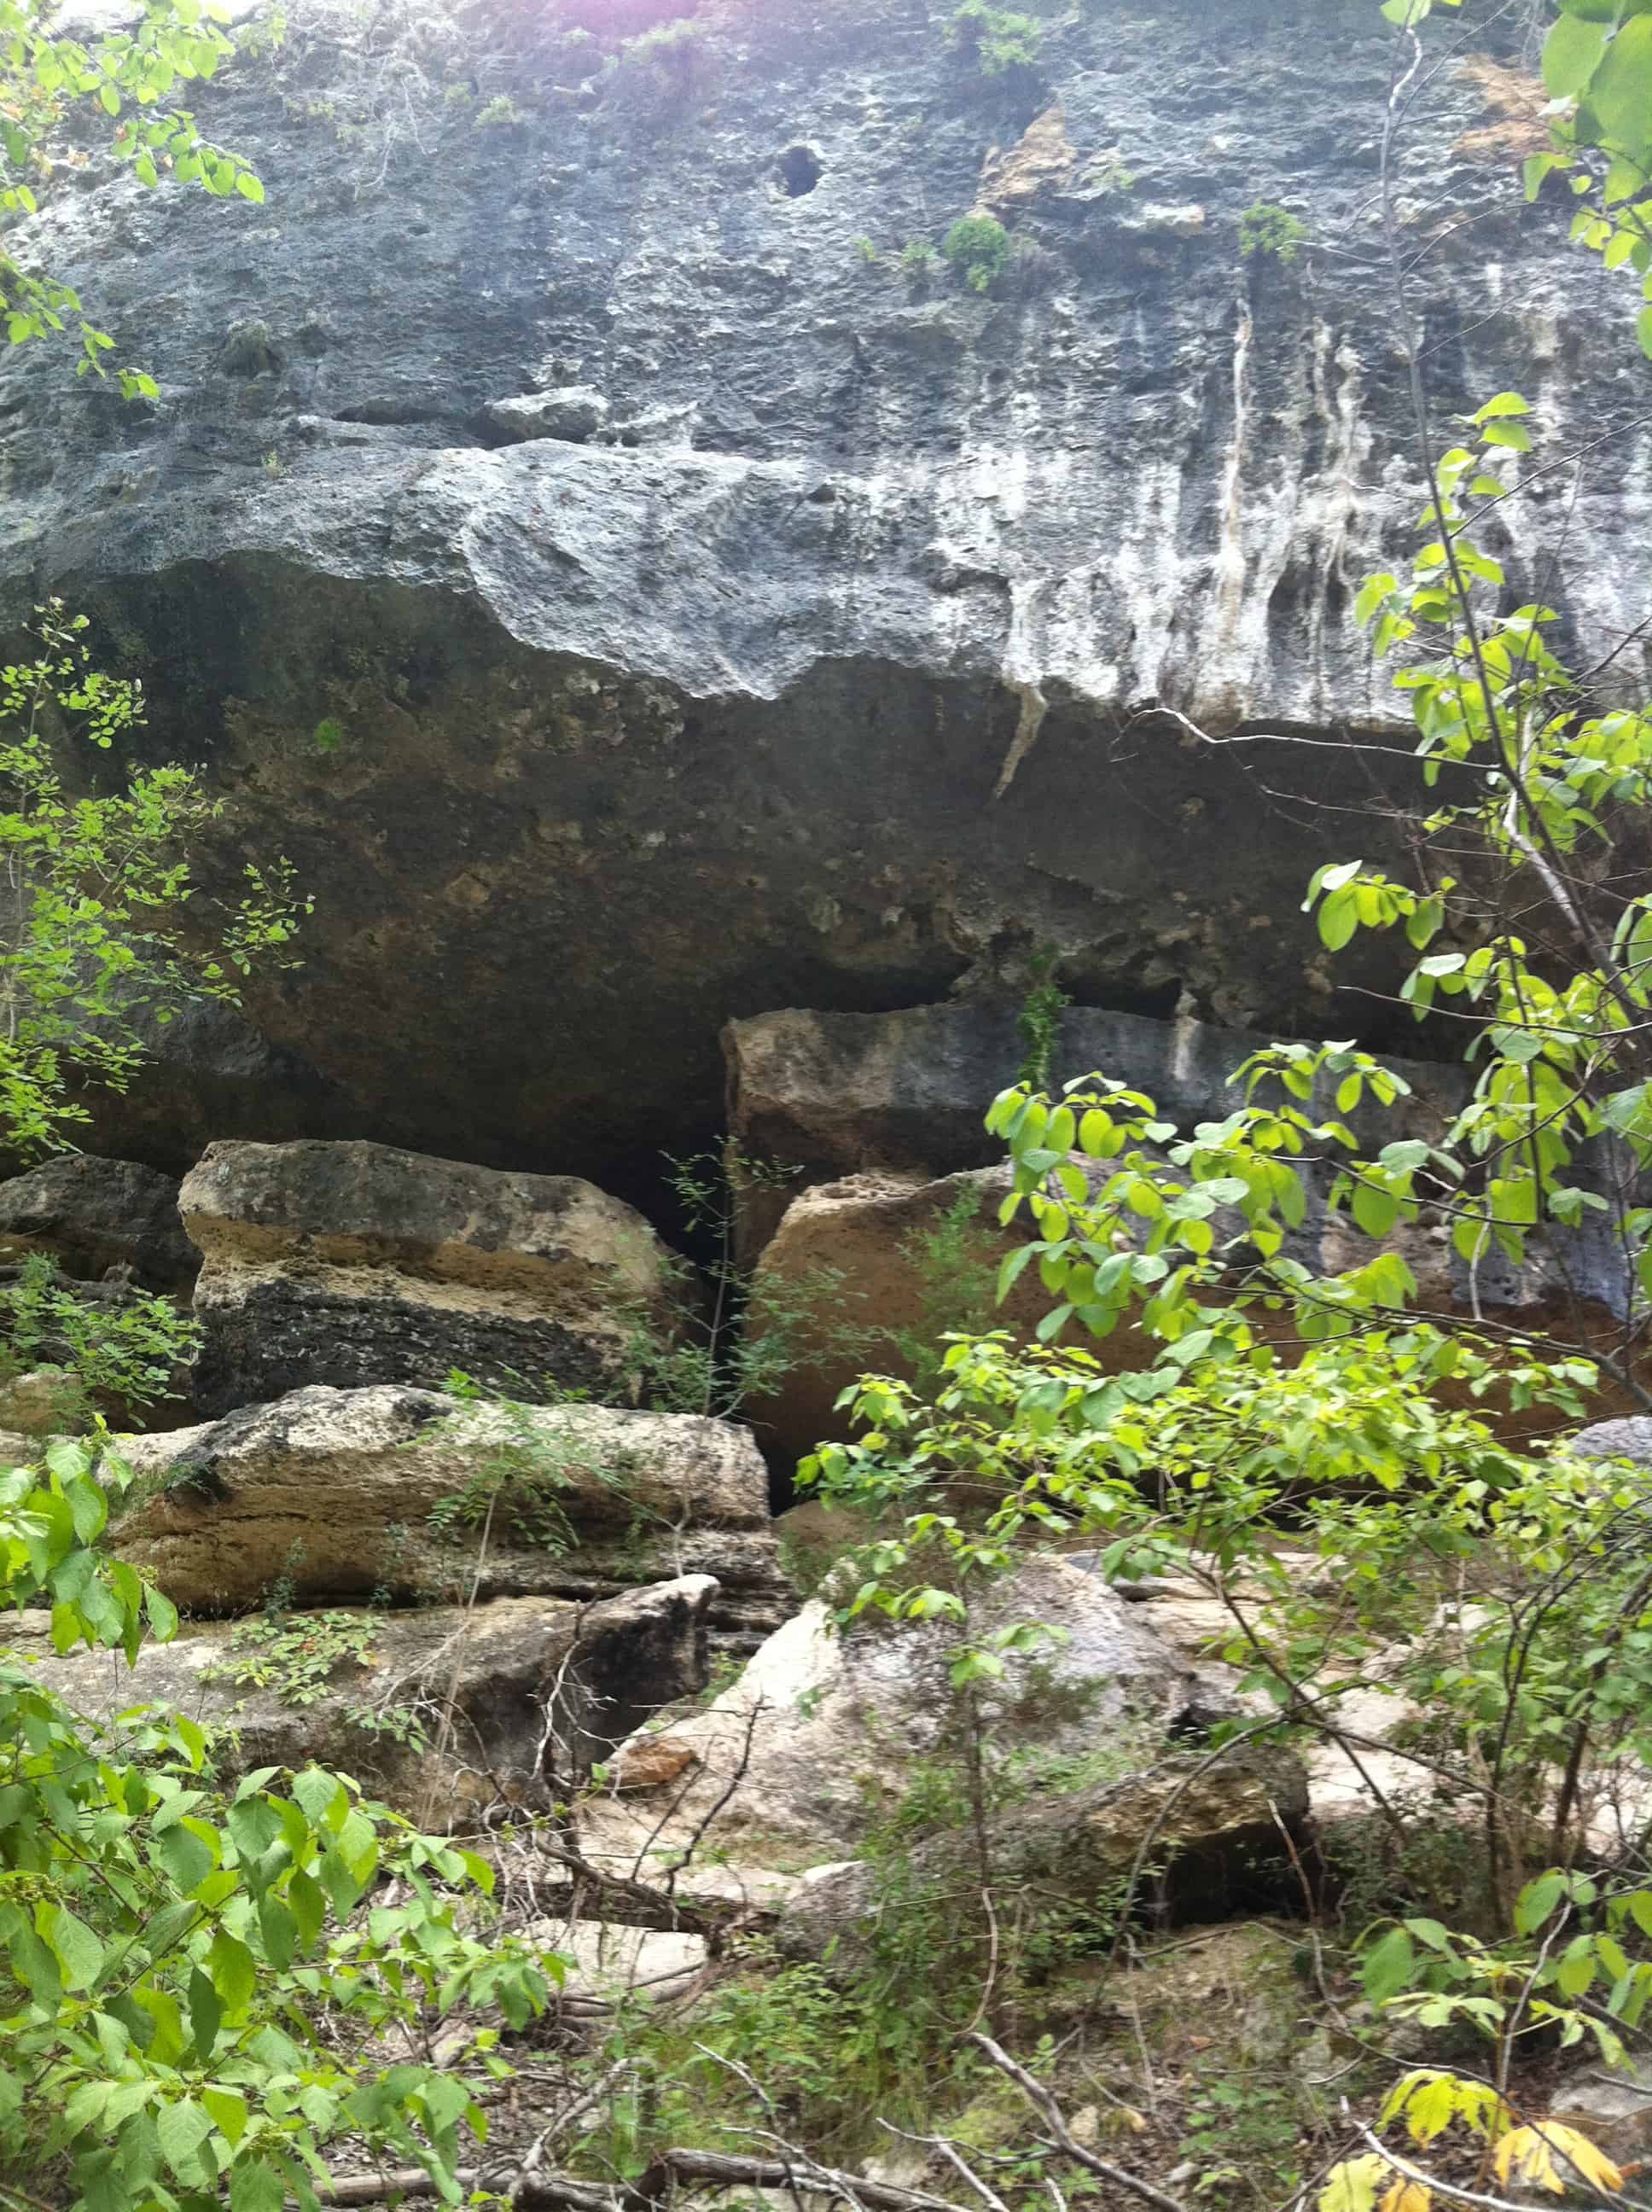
[776,144,822,197]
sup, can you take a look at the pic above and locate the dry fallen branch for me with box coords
[968,2034,1191,2212]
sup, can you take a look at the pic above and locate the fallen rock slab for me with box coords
[776,1744,1311,1968]
[579,1557,1210,1872]
[179,1138,679,1416]
[724,1003,1469,1261]
[0,1155,197,1290]
[11,1575,717,1826]
[107,1383,788,1647]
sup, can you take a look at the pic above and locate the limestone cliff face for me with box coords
[0,0,1643,1173]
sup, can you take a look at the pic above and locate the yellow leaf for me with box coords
[1319,2156,1389,2212]
[1492,2121,1624,2195]
[1379,2183,1430,2212]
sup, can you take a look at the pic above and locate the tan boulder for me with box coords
[578,1557,1207,1872]
[179,1138,679,1416]
[108,1382,788,1649]
[9,1575,718,1827]
[747,1161,1056,1464]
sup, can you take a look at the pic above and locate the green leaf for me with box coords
[144,1583,179,1641]
[1639,304,1652,361]
[156,2098,213,2180]
[1473,391,1531,422]
[188,1966,222,2062]
[1351,1181,1399,1238]
[49,1904,105,1991]
[229,2157,285,2212]
[1482,421,1533,451]
[1543,10,1609,100]
[1586,15,1652,167]
[235,170,264,202]
[1361,1926,1416,2005]
[154,1819,214,1895]
[1556,1932,1597,1998]
[207,1930,257,2012]
[1318,890,1358,952]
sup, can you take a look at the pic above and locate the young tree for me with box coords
[0,0,264,393]
[0,601,309,1161]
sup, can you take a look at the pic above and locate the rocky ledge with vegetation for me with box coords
[3,1,1652,2210]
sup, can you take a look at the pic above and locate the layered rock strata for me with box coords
[178,1138,678,1415]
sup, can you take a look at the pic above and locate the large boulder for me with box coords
[0,1156,197,1291]
[1571,1417,1652,1464]
[746,1161,1047,1463]
[578,1557,1211,1873]
[735,1004,1643,1461]
[776,1744,1311,1968]
[178,1139,679,1416]
[748,1155,1635,1467]
[108,1383,788,1649]
[724,1002,1474,1260]
[11,1575,718,1827]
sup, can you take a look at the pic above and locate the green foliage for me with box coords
[0,1436,564,2212]
[1526,1,1652,358]
[471,92,521,130]
[0,0,264,390]
[1180,2074,1306,2206]
[1239,201,1309,264]
[853,235,880,265]
[899,237,939,275]
[0,604,310,1159]
[311,717,346,756]
[599,18,712,129]
[426,1372,632,1562]
[618,1147,873,1424]
[1015,948,1070,1089]
[206,1608,382,1710]
[0,1253,198,1412]
[1328,394,1652,1315]
[948,0,1043,79]
[943,213,1012,293]
[882,1185,1002,1391]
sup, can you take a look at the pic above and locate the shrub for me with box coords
[943,213,1012,293]
[948,0,1043,79]
[0,1253,199,1417]
[1239,200,1309,264]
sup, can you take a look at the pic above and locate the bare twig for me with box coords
[968,2035,1190,2212]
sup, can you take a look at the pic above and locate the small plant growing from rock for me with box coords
[853,235,881,265]
[1239,200,1309,264]
[602,18,713,130]
[619,1146,873,1423]
[473,91,522,129]
[899,237,939,277]
[1015,946,1071,1088]
[948,0,1043,79]
[0,1253,198,1419]
[943,213,1012,293]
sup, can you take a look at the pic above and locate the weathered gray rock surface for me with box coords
[0,0,1633,1176]
[14,1575,718,1825]
[179,1138,677,1414]
[108,1383,787,1644]
[0,1156,196,1290]
[776,1745,1311,1967]
[579,1557,1210,1868]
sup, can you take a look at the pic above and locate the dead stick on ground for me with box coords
[968,2034,1191,2212]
